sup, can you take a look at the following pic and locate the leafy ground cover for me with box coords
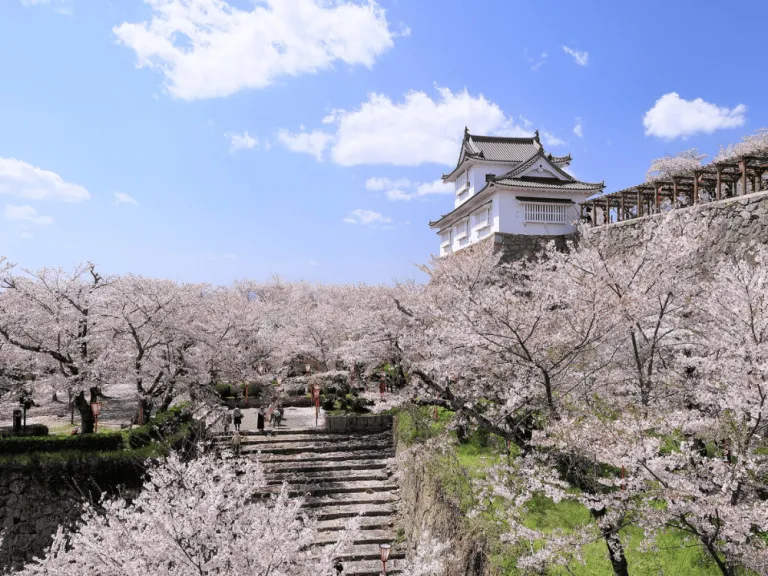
[396,406,724,576]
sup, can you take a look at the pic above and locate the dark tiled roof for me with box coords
[462,134,541,164]
[494,176,603,191]
[548,154,572,165]
[515,196,574,204]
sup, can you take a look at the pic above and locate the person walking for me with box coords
[257,405,266,434]
[274,404,283,429]
[224,409,233,435]
[231,429,241,456]
[232,406,243,432]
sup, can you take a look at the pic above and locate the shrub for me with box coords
[215,382,235,399]
[128,404,192,449]
[321,394,337,410]
[0,424,49,438]
[0,432,124,455]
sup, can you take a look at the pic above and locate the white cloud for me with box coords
[343,209,392,225]
[114,0,396,100]
[531,52,548,71]
[562,46,588,66]
[385,188,414,201]
[365,177,411,190]
[573,117,583,138]
[308,259,319,267]
[4,205,54,226]
[369,177,453,201]
[228,131,258,152]
[276,129,333,161]
[541,130,567,147]
[0,158,90,202]
[643,92,747,140]
[415,179,453,196]
[284,86,536,167]
[113,192,138,206]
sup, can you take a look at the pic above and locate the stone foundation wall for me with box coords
[0,459,144,571]
[325,414,393,434]
[588,189,768,261]
[490,232,574,263]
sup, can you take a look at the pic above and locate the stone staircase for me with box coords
[221,424,405,575]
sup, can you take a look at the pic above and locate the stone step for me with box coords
[243,440,393,456]
[305,491,399,509]
[316,517,395,532]
[313,530,394,546]
[255,449,394,464]
[314,543,406,562]
[266,470,390,485]
[339,559,405,576]
[314,502,397,521]
[242,432,393,445]
[256,481,399,499]
[265,459,389,473]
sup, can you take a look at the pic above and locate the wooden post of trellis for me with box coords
[591,202,596,227]
[619,193,624,222]
[655,185,661,213]
[716,165,722,200]
[672,178,678,207]
[740,160,748,196]
[636,189,642,218]
[604,198,610,224]
[690,175,696,205]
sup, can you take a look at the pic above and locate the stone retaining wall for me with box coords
[588,189,768,261]
[325,414,393,434]
[0,459,144,571]
[491,231,574,263]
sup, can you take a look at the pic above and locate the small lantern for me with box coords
[258,364,264,375]
[379,543,391,574]
[305,363,311,373]
[91,402,103,433]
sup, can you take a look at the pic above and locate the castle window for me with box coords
[455,171,468,194]
[475,206,490,229]
[440,230,451,247]
[455,219,469,239]
[523,202,567,224]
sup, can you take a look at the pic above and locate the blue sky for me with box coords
[0,0,765,285]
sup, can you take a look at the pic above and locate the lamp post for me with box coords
[305,363,311,374]
[379,543,391,575]
[91,402,103,434]
[312,384,321,426]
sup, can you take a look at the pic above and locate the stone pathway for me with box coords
[219,408,404,575]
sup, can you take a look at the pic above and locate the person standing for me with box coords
[232,406,243,432]
[274,404,283,429]
[257,405,266,434]
[231,430,241,456]
[224,409,233,435]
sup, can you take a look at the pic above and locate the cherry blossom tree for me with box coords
[17,451,358,576]
[0,262,114,431]
[645,148,707,182]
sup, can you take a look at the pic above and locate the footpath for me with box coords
[222,408,404,575]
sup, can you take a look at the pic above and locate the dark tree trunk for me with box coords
[135,397,154,425]
[590,508,629,576]
[74,391,94,434]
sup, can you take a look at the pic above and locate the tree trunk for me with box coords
[590,508,629,576]
[135,397,154,425]
[74,391,94,434]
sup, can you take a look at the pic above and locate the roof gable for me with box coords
[454,127,541,168]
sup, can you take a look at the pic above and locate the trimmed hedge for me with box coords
[0,432,124,455]
[0,424,49,438]
[128,404,192,449]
